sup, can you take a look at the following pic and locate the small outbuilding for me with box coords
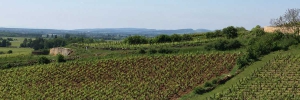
[49,47,73,56]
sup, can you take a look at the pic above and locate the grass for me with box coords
[181,44,300,100]
[0,47,33,57]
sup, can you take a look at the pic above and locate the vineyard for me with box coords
[72,38,218,51]
[208,53,300,99]
[0,53,239,99]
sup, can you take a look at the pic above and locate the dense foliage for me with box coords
[222,26,238,39]
[20,37,95,50]
[205,30,223,38]
[250,25,265,36]
[7,50,12,54]
[57,54,66,63]
[38,56,51,64]
[123,34,193,44]
[123,35,148,44]
[205,39,242,51]
[237,31,299,68]
[0,39,11,47]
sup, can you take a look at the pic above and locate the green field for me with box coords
[0,47,33,57]
[2,37,28,47]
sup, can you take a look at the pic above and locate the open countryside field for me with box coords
[0,47,33,57]
[2,37,30,47]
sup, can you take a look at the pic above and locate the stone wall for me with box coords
[263,26,297,34]
[49,47,73,56]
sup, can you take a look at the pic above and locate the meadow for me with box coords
[0,47,33,57]
[2,37,32,47]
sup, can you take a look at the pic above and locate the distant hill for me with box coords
[195,29,212,33]
[0,27,212,35]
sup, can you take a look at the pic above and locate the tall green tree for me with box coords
[222,26,238,39]
[154,34,171,43]
[251,25,265,36]
[170,34,182,42]
[123,35,148,44]
[0,40,11,47]
[182,34,193,41]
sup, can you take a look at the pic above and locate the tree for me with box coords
[38,56,51,64]
[270,8,300,34]
[251,25,265,36]
[65,34,71,39]
[123,35,148,44]
[154,34,172,43]
[7,50,12,54]
[182,34,193,41]
[222,26,238,39]
[170,34,182,42]
[57,54,66,63]
[1,40,11,47]
[20,38,28,47]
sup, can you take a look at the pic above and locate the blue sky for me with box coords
[0,0,299,30]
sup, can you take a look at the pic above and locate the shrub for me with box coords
[0,51,4,54]
[277,36,298,51]
[123,35,148,44]
[205,32,216,38]
[182,34,193,41]
[170,34,182,42]
[204,82,213,87]
[213,39,228,51]
[193,87,206,94]
[226,39,242,49]
[212,78,218,84]
[148,49,157,54]
[38,56,51,64]
[251,25,265,36]
[7,50,12,54]
[222,26,238,39]
[205,39,242,51]
[236,54,250,69]
[57,54,66,63]
[246,33,297,60]
[41,49,50,55]
[1,63,12,69]
[158,48,179,54]
[154,34,172,43]
[138,49,146,54]
[205,30,223,38]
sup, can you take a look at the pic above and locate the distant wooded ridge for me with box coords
[0,27,211,34]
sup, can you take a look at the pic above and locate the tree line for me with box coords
[123,34,193,45]
[20,37,95,50]
[0,38,12,47]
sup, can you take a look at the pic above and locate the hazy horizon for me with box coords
[0,0,299,30]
